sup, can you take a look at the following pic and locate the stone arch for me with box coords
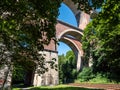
[63,0,90,29]
[57,29,83,40]
[60,36,83,71]
[56,21,84,71]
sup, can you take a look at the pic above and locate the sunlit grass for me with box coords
[12,88,21,90]
[29,85,102,90]
[12,85,102,90]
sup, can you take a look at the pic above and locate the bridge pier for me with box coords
[32,50,59,86]
[76,52,83,71]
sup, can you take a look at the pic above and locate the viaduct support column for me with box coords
[76,52,82,71]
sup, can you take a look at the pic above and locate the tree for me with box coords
[58,54,66,84]
[82,0,120,82]
[82,22,98,67]
[59,50,77,83]
[0,0,61,63]
[0,0,61,89]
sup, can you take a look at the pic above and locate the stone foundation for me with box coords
[32,50,59,86]
[0,64,12,90]
[0,43,12,90]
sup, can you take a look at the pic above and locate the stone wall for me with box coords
[0,64,12,90]
[0,43,13,90]
[32,50,58,86]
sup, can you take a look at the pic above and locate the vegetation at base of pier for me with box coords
[58,51,120,84]
[58,51,77,84]
[75,67,120,84]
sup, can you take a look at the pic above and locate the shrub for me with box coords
[88,73,109,83]
[77,67,95,82]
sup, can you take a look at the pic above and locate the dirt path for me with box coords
[68,83,120,90]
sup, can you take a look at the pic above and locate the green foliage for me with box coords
[77,67,94,82]
[66,51,75,60]
[58,50,77,84]
[0,1,61,89]
[0,0,61,69]
[76,69,118,84]
[12,64,25,84]
[12,59,37,85]
[82,0,120,82]
[12,88,20,90]
[82,22,98,66]
[88,73,109,84]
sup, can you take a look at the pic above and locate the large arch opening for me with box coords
[58,3,78,27]
[58,36,83,83]
[58,41,77,84]
[12,59,36,87]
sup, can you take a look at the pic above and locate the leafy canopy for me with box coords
[82,0,120,80]
[0,0,61,66]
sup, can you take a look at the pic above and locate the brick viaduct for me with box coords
[44,0,90,70]
[33,0,90,86]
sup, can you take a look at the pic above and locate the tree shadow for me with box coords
[30,86,103,90]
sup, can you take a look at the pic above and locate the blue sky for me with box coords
[57,3,77,55]
[58,3,77,27]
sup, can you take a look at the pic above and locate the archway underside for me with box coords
[60,35,83,71]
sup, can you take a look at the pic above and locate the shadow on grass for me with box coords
[29,86,102,90]
[12,84,31,89]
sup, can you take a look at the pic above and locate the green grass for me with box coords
[12,88,20,90]
[12,85,102,90]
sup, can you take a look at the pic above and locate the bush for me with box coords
[88,73,109,83]
[76,71,118,84]
[77,67,95,82]
[71,69,77,78]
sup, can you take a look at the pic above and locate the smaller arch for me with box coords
[58,29,83,41]
[60,36,83,71]
[60,37,83,55]
[60,37,78,54]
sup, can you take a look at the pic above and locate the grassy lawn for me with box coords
[12,85,102,90]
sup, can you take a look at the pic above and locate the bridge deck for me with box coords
[57,20,83,33]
